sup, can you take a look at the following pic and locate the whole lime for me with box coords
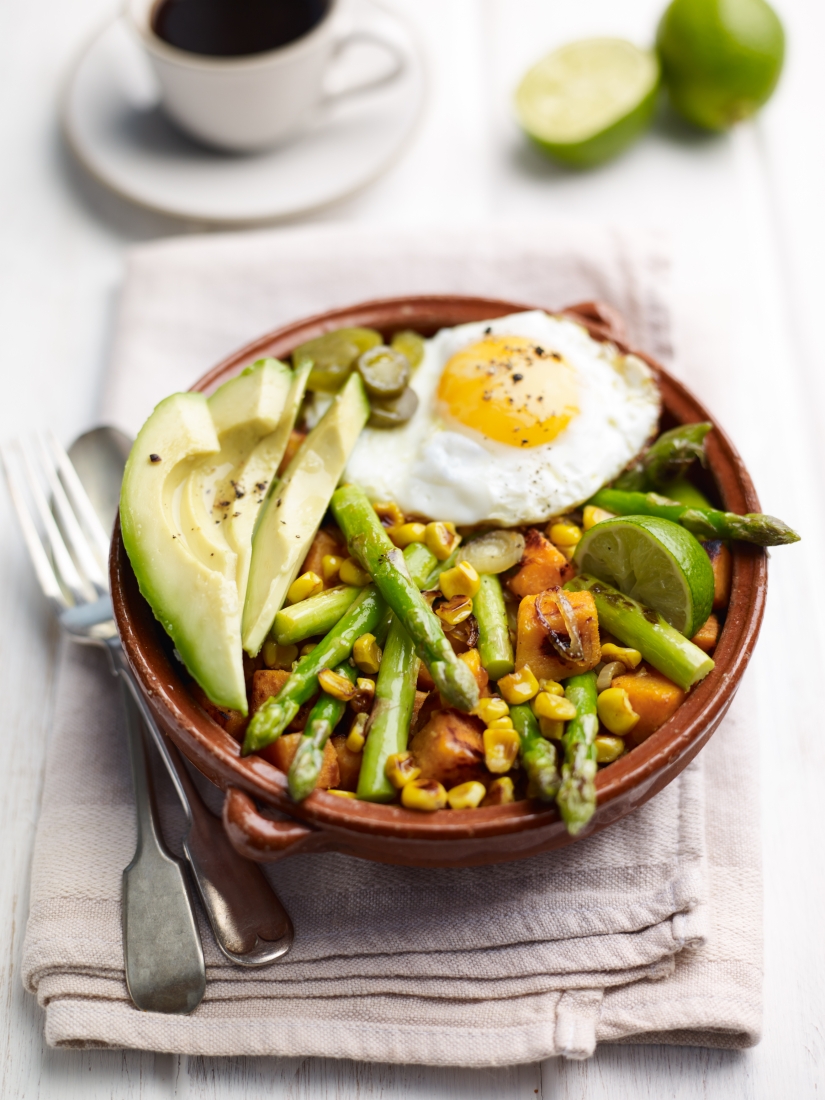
[656,0,785,130]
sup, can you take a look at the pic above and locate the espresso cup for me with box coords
[126,0,405,152]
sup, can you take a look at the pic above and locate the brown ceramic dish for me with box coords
[110,295,767,868]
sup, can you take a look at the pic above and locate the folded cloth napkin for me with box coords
[22,223,762,1062]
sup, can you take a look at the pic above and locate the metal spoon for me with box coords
[69,426,294,969]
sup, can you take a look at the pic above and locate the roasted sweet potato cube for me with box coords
[411,689,429,727]
[250,669,289,715]
[260,732,339,788]
[301,526,345,584]
[250,669,313,731]
[330,734,362,791]
[189,682,248,742]
[691,613,720,653]
[612,664,686,745]
[515,589,600,681]
[703,540,732,610]
[508,527,574,598]
[409,710,486,788]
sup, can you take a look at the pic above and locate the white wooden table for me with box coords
[2,0,823,1095]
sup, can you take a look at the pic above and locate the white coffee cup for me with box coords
[126,0,405,152]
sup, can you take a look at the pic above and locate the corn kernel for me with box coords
[350,677,376,714]
[318,667,357,702]
[300,642,319,657]
[339,558,370,586]
[425,520,461,561]
[385,751,421,789]
[474,696,510,724]
[482,776,515,806]
[498,666,540,705]
[446,780,487,810]
[263,641,298,669]
[459,648,483,676]
[388,522,427,547]
[600,643,642,669]
[538,678,564,696]
[287,571,324,604]
[374,501,405,529]
[538,716,564,740]
[353,633,382,674]
[484,726,521,774]
[321,554,345,582]
[346,712,369,753]
[597,687,640,736]
[595,735,625,764]
[532,691,577,722]
[401,777,448,812]
[583,504,616,531]
[548,521,582,548]
[327,789,358,798]
[436,594,474,625]
[487,715,515,730]
[439,560,480,599]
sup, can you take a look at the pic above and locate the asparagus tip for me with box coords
[430,658,480,713]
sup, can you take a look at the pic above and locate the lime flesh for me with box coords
[573,516,714,638]
[657,0,785,131]
[515,38,660,168]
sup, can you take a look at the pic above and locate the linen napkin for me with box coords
[22,223,762,1062]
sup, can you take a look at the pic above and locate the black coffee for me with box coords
[152,0,330,58]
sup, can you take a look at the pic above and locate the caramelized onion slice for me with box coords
[535,587,584,662]
[459,530,526,574]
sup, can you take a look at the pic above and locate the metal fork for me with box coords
[2,431,293,1011]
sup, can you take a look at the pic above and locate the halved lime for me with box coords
[514,38,660,168]
[573,516,714,637]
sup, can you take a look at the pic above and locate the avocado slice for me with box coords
[120,392,249,712]
[225,360,311,606]
[242,371,370,656]
[181,359,292,588]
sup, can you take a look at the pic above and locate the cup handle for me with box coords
[323,28,406,104]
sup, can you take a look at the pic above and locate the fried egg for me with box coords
[344,311,660,526]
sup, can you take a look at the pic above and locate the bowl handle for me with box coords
[222,787,329,862]
[562,300,628,346]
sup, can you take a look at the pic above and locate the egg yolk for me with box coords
[436,335,578,447]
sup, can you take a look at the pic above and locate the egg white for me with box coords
[344,311,660,526]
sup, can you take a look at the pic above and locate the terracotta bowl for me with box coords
[110,295,766,868]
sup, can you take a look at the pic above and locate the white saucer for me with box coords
[63,2,425,225]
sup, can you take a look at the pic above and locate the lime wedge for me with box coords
[515,38,660,168]
[573,516,714,638]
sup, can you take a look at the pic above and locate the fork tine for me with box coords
[48,431,112,564]
[18,439,94,606]
[36,433,107,592]
[1,444,69,609]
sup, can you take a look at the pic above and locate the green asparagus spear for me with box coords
[272,585,361,646]
[613,423,712,492]
[331,485,479,712]
[663,477,712,509]
[557,672,599,835]
[243,585,386,754]
[288,661,357,801]
[356,543,438,803]
[565,573,714,690]
[510,704,560,802]
[474,573,515,680]
[590,488,799,546]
